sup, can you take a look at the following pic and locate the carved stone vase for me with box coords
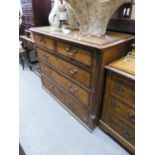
[65,3,79,29]
[65,0,125,37]
[65,0,89,34]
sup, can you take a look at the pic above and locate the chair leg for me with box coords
[19,55,24,70]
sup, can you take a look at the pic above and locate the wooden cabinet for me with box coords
[20,0,51,35]
[99,57,135,154]
[31,26,134,131]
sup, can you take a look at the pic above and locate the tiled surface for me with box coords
[19,65,130,155]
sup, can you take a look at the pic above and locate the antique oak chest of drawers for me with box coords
[31,26,134,131]
[99,56,135,153]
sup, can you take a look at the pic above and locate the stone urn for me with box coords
[65,0,89,34]
[65,0,125,36]
[65,3,79,29]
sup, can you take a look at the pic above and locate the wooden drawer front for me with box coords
[57,42,92,66]
[34,35,55,51]
[110,73,135,105]
[37,48,91,88]
[22,15,34,24]
[40,63,90,106]
[42,76,67,104]
[22,7,32,15]
[108,95,135,127]
[105,112,135,146]
[21,4,32,9]
[68,97,88,123]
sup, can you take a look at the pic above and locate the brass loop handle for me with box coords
[66,46,77,57]
[123,129,134,140]
[68,84,77,93]
[42,54,49,59]
[49,85,54,90]
[65,47,70,52]
[68,67,78,76]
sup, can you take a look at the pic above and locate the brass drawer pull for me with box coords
[68,67,78,77]
[68,84,77,93]
[65,47,70,51]
[128,112,135,123]
[49,85,54,90]
[66,46,77,57]
[42,54,49,59]
[123,129,134,140]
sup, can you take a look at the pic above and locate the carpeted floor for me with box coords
[19,64,130,155]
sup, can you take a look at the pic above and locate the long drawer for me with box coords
[105,112,135,146]
[42,76,88,123]
[40,62,90,106]
[22,15,34,24]
[108,95,135,128]
[34,34,55,51]
[110,72,135,106]
[37,48,91,88]
[42,75,67,104]
[22,6,33,15]
[57,42,92,66]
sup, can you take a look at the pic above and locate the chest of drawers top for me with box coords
[106,56,135,80]
[30,26,134,50]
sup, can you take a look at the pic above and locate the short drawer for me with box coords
[42,76,67,104]
[37,48,91,88]
[57,42,92,66]
[67,97,88,123]
[110,73,135,105]
[105,112,135,146]
[40,63,90,106]
[108,95,135,127]
[22,15,34,24]
[22,7,32,15]
[34,35,55,51]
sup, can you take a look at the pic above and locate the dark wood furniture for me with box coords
[19,0,51,73]
[31,26,134,131]
[20,35,41,75]
[19,44,27,70]
[20,0,51,35]
[99,56,135,154]
[108,0,135,34]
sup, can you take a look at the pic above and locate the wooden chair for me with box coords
[19,42,28,70]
